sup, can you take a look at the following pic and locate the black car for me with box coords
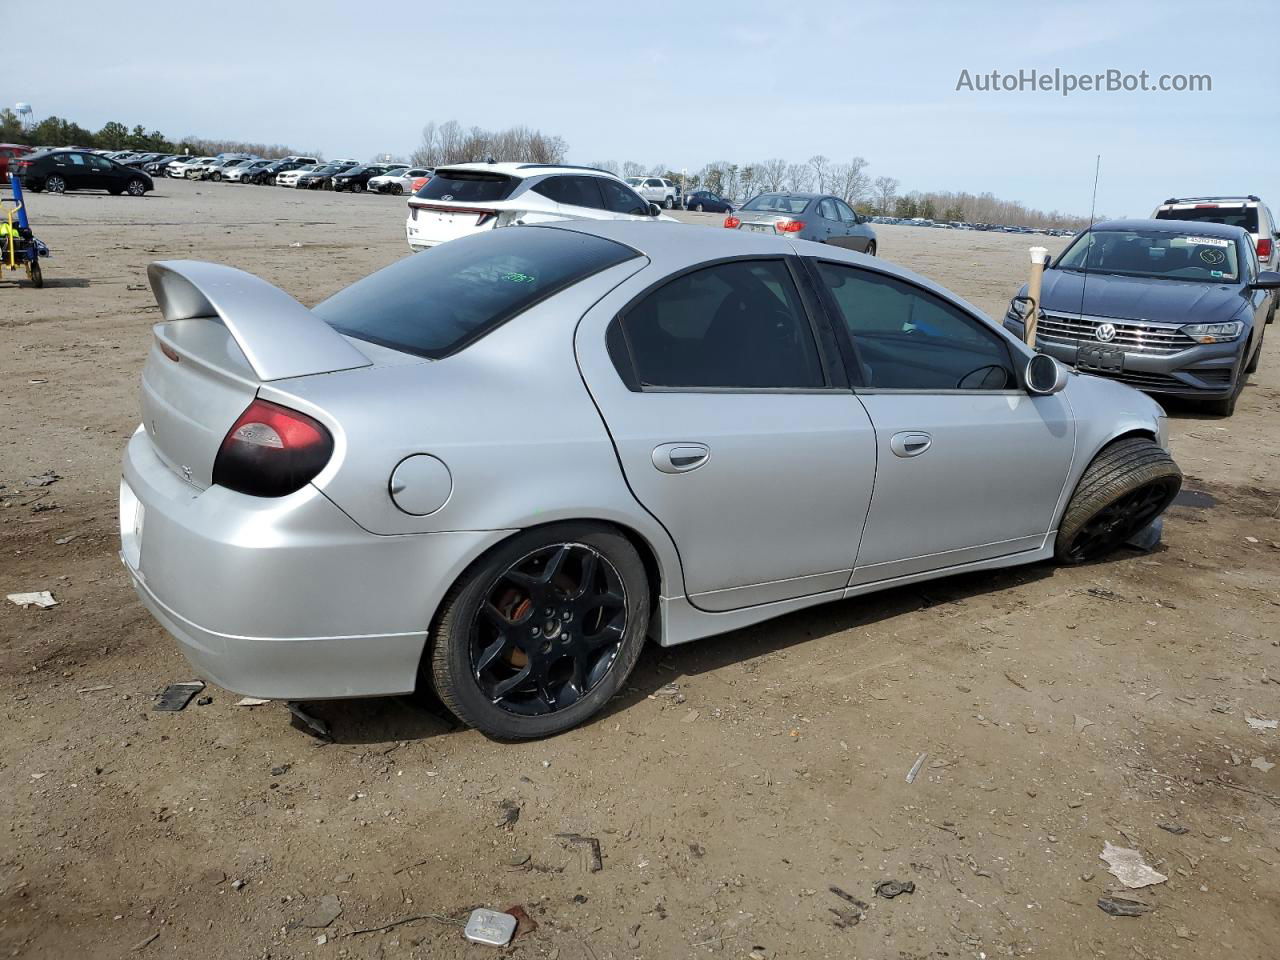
[684,189,733,213]
[330,164,391,192]
[18,150,153,196]
[297,162,357,190]
[142,154,182,176]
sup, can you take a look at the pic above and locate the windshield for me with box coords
[741,194,812,214]
[1155,205,1260,233]
[624,177,642,186]
[315,227,638,359]
[1056,229,1241,283]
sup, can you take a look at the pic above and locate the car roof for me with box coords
[1160,195,1260,205]
[1091,218,1247,239]
[436,161,620,179]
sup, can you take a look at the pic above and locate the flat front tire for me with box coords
[428,523,650,739]
[1055,437,1181,564]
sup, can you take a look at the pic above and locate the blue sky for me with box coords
[10,0,1272,216]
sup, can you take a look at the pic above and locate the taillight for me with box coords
[1257,237,1273,260]
[774,219,805,233]
[724,215,741,229]
[18,160,31,169]
[212,398,333,498]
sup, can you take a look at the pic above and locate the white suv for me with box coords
[405,162,669,251]
[625,176,680,209]
[1154,195,1279,273]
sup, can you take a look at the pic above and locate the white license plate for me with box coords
[745,223,773,233]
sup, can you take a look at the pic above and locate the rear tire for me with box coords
[427,522,650,739]
[695,203,704,212]
[1054,437,1181,564]
[664,197,674,209]
[46,175,66,194]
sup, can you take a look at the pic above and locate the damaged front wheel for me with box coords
[1055,437,1182,564]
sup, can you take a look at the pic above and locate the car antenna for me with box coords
[1077,154,1101,321]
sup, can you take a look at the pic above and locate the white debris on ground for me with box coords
[1100,841,1168,889]
[7,591,57,609]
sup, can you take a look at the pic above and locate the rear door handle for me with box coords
[652,442,710,474]
[889,431,932,458]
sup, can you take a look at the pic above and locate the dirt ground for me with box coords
[2,180,1278,960]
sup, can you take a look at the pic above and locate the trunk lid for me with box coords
[139,260,371,489]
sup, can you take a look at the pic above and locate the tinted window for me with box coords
[533,175,606,210]
[417,169,517,203]
[597,178,650,216]
[645,178,663,187]
[315,227,637,359]
[816,262,1015,390]
[741,194,811,214]
[1156,205,1259,233]
[615,260,824,389]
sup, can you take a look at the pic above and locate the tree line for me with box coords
[0,109,310,161]
[5,109,1092,228]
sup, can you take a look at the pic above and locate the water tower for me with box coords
[15,103,33,131]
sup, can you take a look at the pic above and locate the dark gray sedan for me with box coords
[1004,219,1278,416]
[726,192,877,254]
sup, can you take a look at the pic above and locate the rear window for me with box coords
[314,227,638,359]
[1156,205,1259,233]
[741,194,811,214]
[416,169,517,203]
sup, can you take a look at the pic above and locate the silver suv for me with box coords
[1153,195,1278,277]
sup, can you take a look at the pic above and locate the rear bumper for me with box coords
[120,427,508,699]
[1004,319,1241,398]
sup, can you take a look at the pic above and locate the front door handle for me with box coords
[652,442,710,474]
[889,431,932,458]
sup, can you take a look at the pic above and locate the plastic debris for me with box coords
[905,753,928,783]
[7,591,57,609]
[1100,841,1167,888]
[464,908,517,947]
[153,681,205,712]
[505,904,537,939]
[1246,717,1278,731]
[236,697,270,707]
[874,879,915,899]
[1097,895,1154,917]
[287,702,333,741]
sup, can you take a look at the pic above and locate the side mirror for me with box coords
[1250,270,1280,290]
[1025,353,1068,395]
[648,202,661,217]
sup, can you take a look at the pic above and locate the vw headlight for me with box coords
[1181,320,1242,343]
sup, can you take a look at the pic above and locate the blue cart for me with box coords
[1,175,49,288]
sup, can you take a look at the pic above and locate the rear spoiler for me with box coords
[147,260,372,382]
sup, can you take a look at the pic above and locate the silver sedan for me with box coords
[727,192,878,253]
[121,221,1181,739]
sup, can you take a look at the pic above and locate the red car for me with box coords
[0,144,32,184]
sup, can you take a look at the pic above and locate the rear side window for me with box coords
[1156,205,1259,233]
[416,169,517,203]
[314,228,638,359]
[533,175,606,210]
[613,260,825,390]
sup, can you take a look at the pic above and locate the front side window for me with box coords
[614,260,825,390]
[315,227,638,359]
[816,262,1016,390]
[597,178,649,216]
[819,199,839,221]
[835,199,857,222]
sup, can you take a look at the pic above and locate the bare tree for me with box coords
[871,175,899,214]
[807,155,830,193]
[831,157,870,206]
[588,159,620,175]
[621,160,646,178]
[785,163,813,193]
[756,158,786,192]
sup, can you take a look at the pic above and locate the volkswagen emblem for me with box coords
[1095,323,1117,343]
